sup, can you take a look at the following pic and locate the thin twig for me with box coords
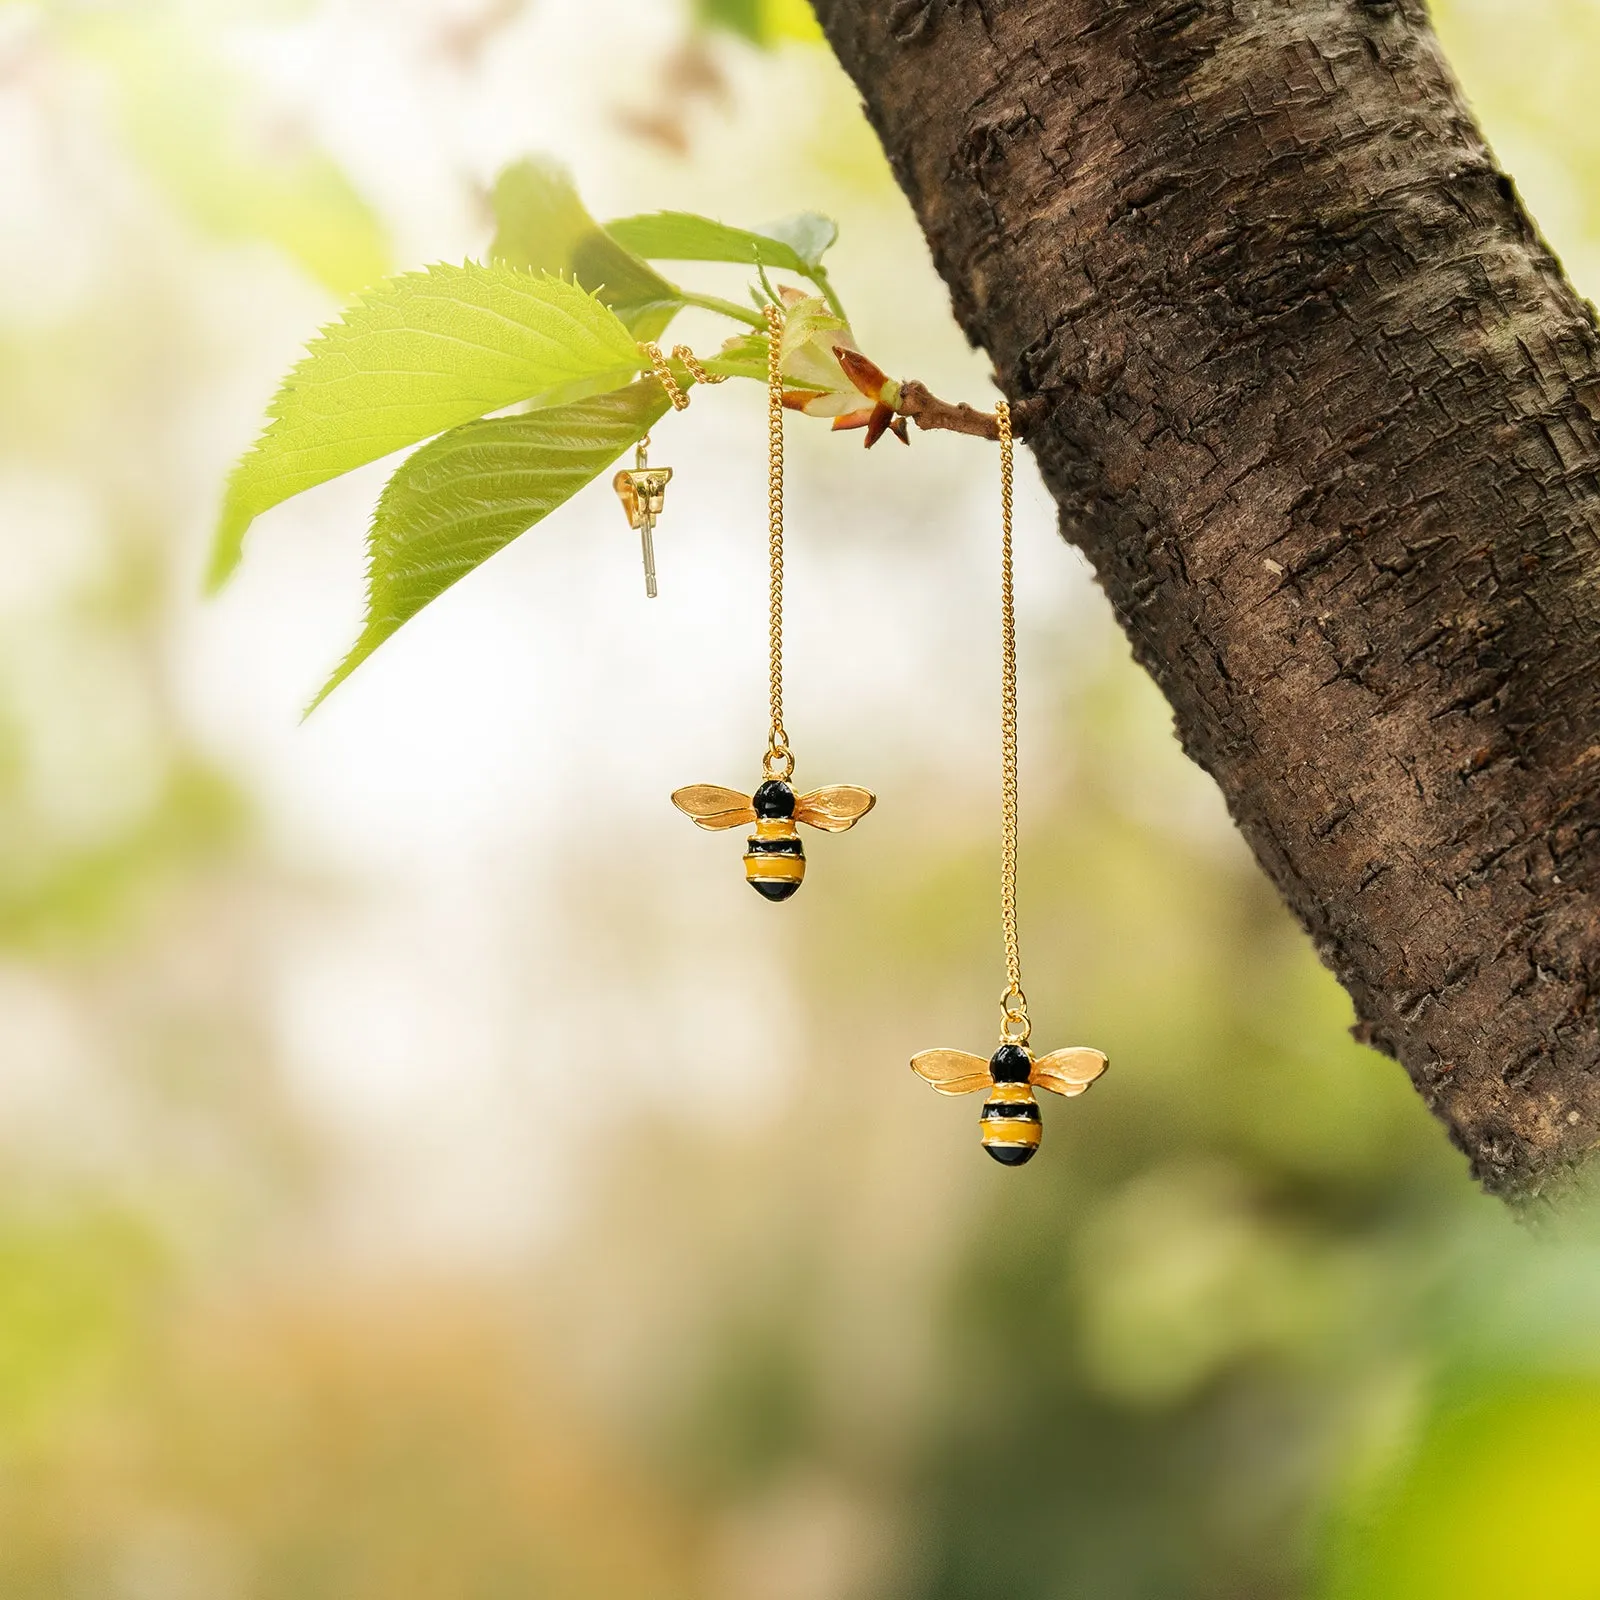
[895,380,1045,440]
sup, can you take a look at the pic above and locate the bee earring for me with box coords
[911,402,1108,1164]
[672,301,876,899]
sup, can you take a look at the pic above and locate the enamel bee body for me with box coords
[671,778,876,901]
[911,1041,1108,1165]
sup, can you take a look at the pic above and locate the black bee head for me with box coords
[752,780,796,819]
[989,1043,1032,1084]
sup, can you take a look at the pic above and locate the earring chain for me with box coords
[995,400,1028,1039]
[639,320,790,780]
[764,302,790,778]
[638,342,730,411]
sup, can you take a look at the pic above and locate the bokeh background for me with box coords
[3,2,1600,1596]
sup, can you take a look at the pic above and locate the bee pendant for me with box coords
[671,778,875,901]
[911,1042,1108,1165]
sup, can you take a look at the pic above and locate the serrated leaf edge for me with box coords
[208,263,643,592]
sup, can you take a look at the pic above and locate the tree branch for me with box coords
[894,380,1045,440]
[813,0,1600,1201]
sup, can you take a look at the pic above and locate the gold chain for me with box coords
[763,301,791,779]
[639,321,789,778]
[638,342,729,410]
[995,400,1028,1043]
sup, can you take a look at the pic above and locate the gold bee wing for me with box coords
[1029,1048,1108,1098]
[671,785,756,831]
[910,1049,993,1096]
[793,785,877,833]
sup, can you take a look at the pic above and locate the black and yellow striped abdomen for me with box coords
[744,817,805,901]
[980,1082,1042,1166]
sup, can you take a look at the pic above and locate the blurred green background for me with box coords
[2,1,1599,1596]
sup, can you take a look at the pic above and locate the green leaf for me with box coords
[683,328,832,391]
[490,160,683,339]
[755,213,838,271]
[697,0,768,42]
[209,265,645,590]
[694,327,834,391]
[702,333,772,384]
[307,378,673,712]
[604,209,838,275]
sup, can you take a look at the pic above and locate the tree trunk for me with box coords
[811,0,1600,1201]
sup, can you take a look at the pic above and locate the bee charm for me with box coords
[911,1041,1107,1166]
[671,777,875,901]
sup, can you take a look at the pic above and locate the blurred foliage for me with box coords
[0,1205,169,1446]
[1325,1379,1600,1600]
[697,0,822,48]
[49,3,387,294]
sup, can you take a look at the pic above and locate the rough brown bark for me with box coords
[811,0,1600,1200]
